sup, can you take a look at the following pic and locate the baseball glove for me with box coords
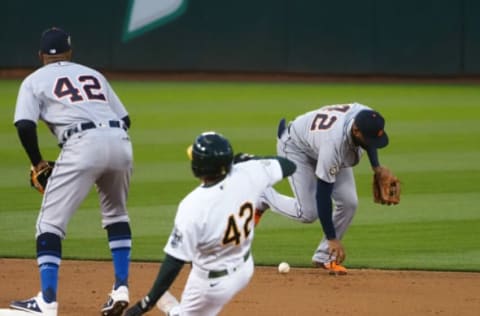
[30,161,55,194]
[373,167,400,205]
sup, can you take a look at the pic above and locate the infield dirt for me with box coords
[1,258,479,315]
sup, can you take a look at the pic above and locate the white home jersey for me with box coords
[14,61,128,144]
[164,159,283,272]
[289,102,371,183]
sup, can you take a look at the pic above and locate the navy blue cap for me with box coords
[40,27,71,55]
[354,110,389,149]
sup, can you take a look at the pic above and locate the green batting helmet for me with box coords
[188,132,234,178]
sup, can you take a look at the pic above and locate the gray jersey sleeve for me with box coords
[102,77,128,119]
[14,76,41,123]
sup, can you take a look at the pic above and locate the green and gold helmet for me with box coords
[187,131,234,178]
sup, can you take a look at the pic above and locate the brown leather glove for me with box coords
[373,166,401,205]
[30,161,55,194]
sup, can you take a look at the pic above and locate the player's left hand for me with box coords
[30,160,55,194]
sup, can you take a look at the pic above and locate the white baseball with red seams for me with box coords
[278,262,290,273]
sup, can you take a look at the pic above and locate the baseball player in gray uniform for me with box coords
[124,132,296,316]
[255,102,396,275]
[9,27,133,316]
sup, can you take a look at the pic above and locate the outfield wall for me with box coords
[1,0,479,75]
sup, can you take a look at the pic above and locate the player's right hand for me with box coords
[124,296,153,316]
[30,160,55,194]
[33,160,50,172]
[124,303,146,316]
[327,239,346,264]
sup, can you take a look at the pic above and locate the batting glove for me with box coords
[124,296,153,316]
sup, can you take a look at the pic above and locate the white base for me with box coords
[0,309,34,316]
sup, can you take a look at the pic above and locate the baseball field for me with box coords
[0,77,479,315]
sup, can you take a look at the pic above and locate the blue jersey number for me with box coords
[310,105,351,131]
[54,76,106,102]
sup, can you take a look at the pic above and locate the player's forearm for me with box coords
[15,119,42,166]
[146,254,185,305]
[276,156,296,178]
[366,148,380,168]
[316,179,336,240]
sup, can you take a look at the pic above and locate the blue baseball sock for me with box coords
[39,263,59,303]
[36,233,62,303]
[112,248,130,288]
[107,222,131,289]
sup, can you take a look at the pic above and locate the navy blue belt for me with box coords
[207,250,250,279]
[62,120,125,142]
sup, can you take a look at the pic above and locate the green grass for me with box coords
[1,79,479,272]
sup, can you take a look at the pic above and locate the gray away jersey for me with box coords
[289,102,371,183]
[14,61,128,143]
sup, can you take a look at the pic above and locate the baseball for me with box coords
[278,262,290,274]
